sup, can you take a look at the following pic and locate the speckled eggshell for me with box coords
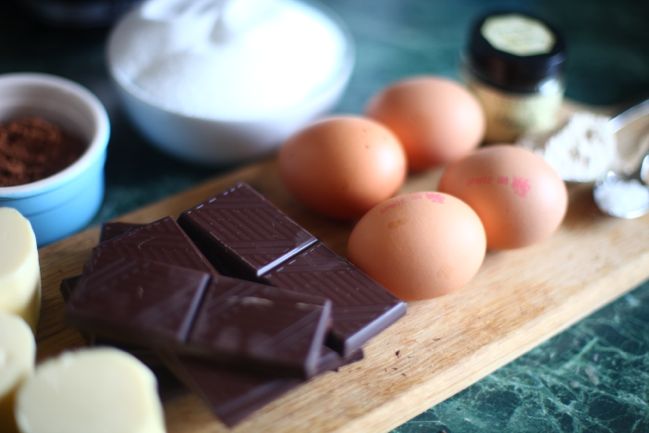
[438,145,568,250]
[278,116,407,220]
[366,76,485,171]
[347,191,486,300]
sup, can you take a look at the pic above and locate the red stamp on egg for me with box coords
[511,176,531,197]
[466,174,531,198]
[424,192,445,203]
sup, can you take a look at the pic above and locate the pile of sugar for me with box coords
[109,0,348,120]
[594,178,649,218]
[518,112,617,182]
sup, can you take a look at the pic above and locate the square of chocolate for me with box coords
[178,182,317,279]
[187,276,332,378]
[60,274,168,368]
[89,216,216,275]
[262,243,407,356]
[162,354,301,427]
[67,258,211,346]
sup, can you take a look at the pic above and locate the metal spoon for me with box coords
[593,150,649,218]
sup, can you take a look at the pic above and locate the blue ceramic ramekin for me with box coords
[0,73,110,246]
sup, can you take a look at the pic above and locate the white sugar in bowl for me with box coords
[107,0,354,165]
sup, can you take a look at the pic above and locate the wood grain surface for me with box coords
[36,149,649,433]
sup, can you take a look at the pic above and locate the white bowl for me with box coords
[106,0,354,166]
[0,73,110,246]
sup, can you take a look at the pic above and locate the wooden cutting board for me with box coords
[36,138,649,433]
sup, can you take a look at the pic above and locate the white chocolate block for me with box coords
[0,313,36,433]
[0,208,41,332]
[15,348,166,433]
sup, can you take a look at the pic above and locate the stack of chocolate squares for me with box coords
[61,182,407,426]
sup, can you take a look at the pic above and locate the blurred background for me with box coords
[3,0,648,221]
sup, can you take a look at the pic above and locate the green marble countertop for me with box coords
[2,1,648,432]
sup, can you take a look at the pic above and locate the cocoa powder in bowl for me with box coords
[0,117,86,187]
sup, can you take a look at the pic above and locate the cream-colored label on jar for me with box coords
[468,79,564,142]
[482,14,555,56]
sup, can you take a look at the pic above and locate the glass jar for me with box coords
[463,11,567,143]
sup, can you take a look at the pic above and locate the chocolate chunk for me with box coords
[161,347,363,427]
[178,182,317,279]
[99,222,143,242]
[89,217,217,275]
[262,243,407,356]
[162,354,300,427]
[188,276,331,378]
[60,274,163,368]
[67,258,210,346]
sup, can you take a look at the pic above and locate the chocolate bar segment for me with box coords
[67,258,210,345]
[162,354,300,427]
[161,347,363,427]
[262,243,407,356]
[90,217,217,275]
[188,276,331,378]
[60,274,166,368]
[178,182,317,279]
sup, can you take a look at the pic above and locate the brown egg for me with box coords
[366,76,485,171]
[438,145,568,250]
[347,191,486,300]
[278,116,407,220]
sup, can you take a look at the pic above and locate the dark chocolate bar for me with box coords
[62,182,405,426]
[262,243,407,356]
[178,182,317,279]
[90,216,217,275]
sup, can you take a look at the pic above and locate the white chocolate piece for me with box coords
[0,313,36,433]
[15,348,166,433]
[0,208,41,332]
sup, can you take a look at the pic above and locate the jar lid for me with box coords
[466,11,566,93]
